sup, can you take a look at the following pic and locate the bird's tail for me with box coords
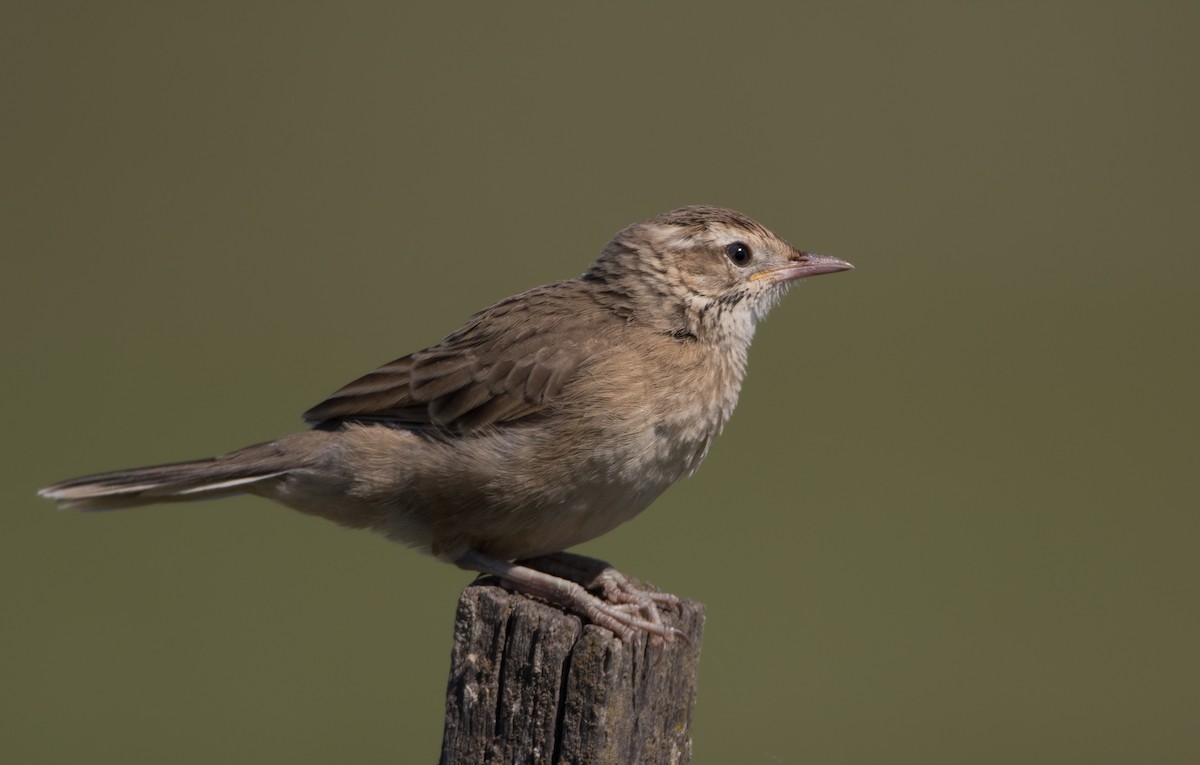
[38,439,300,511]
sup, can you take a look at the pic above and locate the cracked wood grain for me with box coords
[439,582,705,764]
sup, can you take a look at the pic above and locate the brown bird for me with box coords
[39,205,852,640]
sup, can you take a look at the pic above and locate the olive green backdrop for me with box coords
[4,2,1197,763]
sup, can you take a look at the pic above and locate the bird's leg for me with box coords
[514,552,679,639]
[455,550,681,643]
[517,551,682,617]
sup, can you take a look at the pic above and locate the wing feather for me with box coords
[302,282,604,431]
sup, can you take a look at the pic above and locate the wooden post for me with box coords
[439,582,705,765]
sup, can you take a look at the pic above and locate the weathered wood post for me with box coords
[439,582,705,764]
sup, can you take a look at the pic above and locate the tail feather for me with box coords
[39,440,296,511]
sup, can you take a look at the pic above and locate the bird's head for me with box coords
[586,205,853,347]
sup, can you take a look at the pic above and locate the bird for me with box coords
[39,205,852,640]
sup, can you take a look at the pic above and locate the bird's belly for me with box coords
[276,419,719,561]
[472,416,718,559]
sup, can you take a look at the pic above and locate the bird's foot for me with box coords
[518,552,683,641]
[456,550,683,643]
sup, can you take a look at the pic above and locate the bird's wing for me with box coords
[302,284,600,431]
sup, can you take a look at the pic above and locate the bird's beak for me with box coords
[750,252,854,283]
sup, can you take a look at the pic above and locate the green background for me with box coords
[4,2,1198,763]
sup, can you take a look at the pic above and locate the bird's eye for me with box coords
[725,241,752,266]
